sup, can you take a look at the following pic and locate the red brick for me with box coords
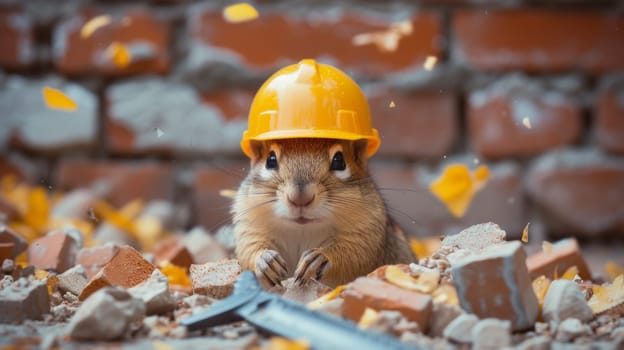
[53,160,174,207]
[190,9,442,75]
[0,225,28,259]
[80,245,155,300]
[370,161,527,239]
[368,88,457,158]
[526,149,624,236]
[105,79,247,156]
[152,236,194,269]
[53,9,170,76]
[77,244,120,279]
[467,77,582,159]
[453,10,624,73]
[342,277,432,332]
[201,89,254,122]
[28,231,79,273]
[526,238,591,280]
[0,7,34,70]
[596,87,624,154]
[451,241,539,331]
[192,162,248,230]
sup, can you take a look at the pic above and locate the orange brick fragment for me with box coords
[152,236,194,269]
[342,277,432,332]
[28,232,78,273]
[526,238,591,280]
[77,244,120,279]
[79,245,155,300]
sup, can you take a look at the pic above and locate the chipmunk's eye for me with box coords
[266,151,278,170]
[330,151,346,171]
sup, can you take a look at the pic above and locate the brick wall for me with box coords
[1,0,623,242]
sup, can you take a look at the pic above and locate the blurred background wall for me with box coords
[0,0,623,243]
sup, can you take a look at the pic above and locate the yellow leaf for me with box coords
[588,275,624,315]
[22,187,50,234]
[532,275,551,309]
[409,237,440,259]
[521,222,530,243]
[560,265,579,280]
[106,42,131,68]
[80,15,111,38]
[266,337,309,350]
[423,56,437,71]
[223,3,259,23]
[604,262,624,282]
[429,164,490,218]
[358,307,379,328]
[432,284,459,305]
[385,265,439,294]
[34,269,49,280]
[307,284,346,309]
[159,263,191,287]
[42,87,78,112]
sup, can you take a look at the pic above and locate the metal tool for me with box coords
[181,271,421,350]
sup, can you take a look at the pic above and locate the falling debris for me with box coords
[389,101,396,108]
[522,117,532,129]
[473,158,480,165]
[429,164,490,218]
[106,42,131,68]
[42,86,78,112]
[87,207,99,222]
[155,128,164,138]
[542,241,553,254]
[223,3,259,23]
[352,20,412,53]
[80,15,111,39]
[423,56,437,71]
[521,223,530,243]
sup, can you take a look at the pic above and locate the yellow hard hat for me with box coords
[240,59,380,158]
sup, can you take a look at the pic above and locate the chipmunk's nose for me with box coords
[287,180,315,208]
[287,192,315,208]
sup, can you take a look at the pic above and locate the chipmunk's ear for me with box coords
[352,139,368,164]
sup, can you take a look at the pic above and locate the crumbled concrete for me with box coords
[128,269,175,316]
[441,222,506,254]
[429,302,463,337]
[515,335,552,350]
[182,226,229,264]
[57,264,88,296]
[543,280,593,323]
[66,287,145,341]
[190,259,241,299]
[556,318,592,342]
[442,313,478,344]
[471,318,511,350]
[280,277,331,304]
[0,277,50,323]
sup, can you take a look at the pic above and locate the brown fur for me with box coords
[232,138,415,287]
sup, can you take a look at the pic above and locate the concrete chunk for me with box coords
[57,264,88,296]
[543,280,593,323]
[0,278,50,323]
[128,269,174,315]
[190,259,241,299]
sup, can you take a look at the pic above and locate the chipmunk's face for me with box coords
[241,138,372,228]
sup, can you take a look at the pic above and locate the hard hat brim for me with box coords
[240,128,380,158]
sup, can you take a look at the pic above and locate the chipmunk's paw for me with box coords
[294,249,331,286]
[255,250,288,287]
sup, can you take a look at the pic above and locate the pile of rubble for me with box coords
[1,222,623,349]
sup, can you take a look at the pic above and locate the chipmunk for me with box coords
[231,59,415,288]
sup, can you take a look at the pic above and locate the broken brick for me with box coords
[0,278,50,323]
[152,236,194,269]
[0,224,28,259]
[190,259,241,299]
[342,277,432,332]
[451,241,539,331]
[57,265,88,296]
[542,280,593,323]
[67,287,145,341]
[526,238,591,280]
[429,302,463,337]
[80,245,155,301]
[0,243,13,262]
[77,244,120,279]
[28,231,79,273]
